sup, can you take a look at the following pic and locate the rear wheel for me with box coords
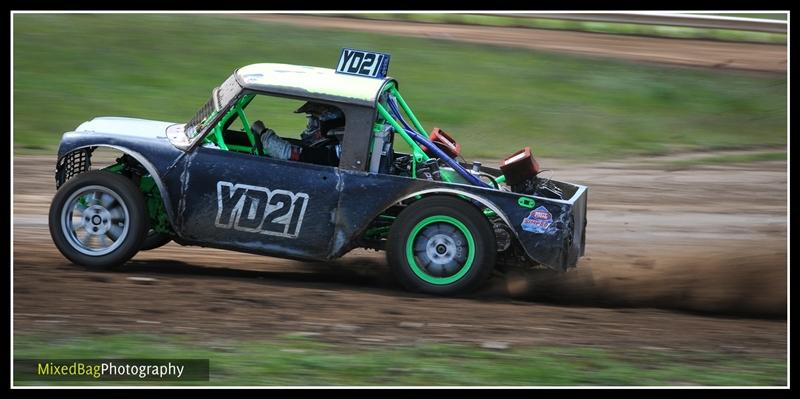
[387,196,495,295]
[49,171,148,269]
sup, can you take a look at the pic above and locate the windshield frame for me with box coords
[180,73,245,149]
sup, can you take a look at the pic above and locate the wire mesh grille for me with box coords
[55,148,92,188]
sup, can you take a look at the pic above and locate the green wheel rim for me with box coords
[405,215,476,285]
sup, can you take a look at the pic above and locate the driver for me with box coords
[256,102,344,166]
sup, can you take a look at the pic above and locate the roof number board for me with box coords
[336,48,390,79]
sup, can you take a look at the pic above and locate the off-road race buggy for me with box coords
[49,50,588,295]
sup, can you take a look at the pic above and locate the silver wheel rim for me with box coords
[413,223,468,277]
[60,185,130,256]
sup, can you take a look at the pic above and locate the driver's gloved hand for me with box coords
[261,128,302,161]
[252,120,267,136]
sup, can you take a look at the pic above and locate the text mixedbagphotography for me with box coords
[16,359,210,381]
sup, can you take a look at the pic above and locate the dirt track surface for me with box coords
[13,154,787,356]
[242,14,787,73]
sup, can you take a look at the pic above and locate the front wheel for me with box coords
[49,171,148,269]
[386,196,496,295]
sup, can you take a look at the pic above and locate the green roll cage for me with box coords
[202,94,260,154]
[187,82,508,185]
[195,83,427,163]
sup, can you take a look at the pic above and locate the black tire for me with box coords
[49,171,148,269]
[141,230,172,250]
[386,196,496,295]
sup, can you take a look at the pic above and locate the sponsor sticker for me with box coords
[521,205,553,233]
[336,48,391,79]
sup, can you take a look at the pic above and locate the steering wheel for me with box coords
[308,137,337,148]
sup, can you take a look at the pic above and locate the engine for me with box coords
[500,147,564,199]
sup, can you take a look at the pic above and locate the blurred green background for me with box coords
[13,14,786,161]
[342,13,788,43]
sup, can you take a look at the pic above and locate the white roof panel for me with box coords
[235,63,393,105]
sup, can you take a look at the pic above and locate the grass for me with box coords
[341,13,788,44]
[13,333,787,386]
[664,150,787,169]
[704,13,788,21]
[13,14,787,161]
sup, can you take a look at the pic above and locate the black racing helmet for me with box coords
[296,102,345,146]
[295,102,345,132]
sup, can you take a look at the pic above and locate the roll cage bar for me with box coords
[375,82,492,188]
[187,79,502,188]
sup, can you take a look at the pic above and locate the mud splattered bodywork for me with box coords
[54,62,587,273]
